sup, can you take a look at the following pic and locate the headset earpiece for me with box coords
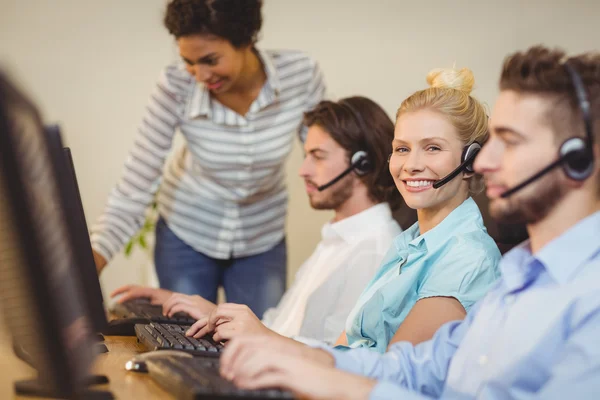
[351,150,371,176]
[560,137,594,180]
[462,142,482,173]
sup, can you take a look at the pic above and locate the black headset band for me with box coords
[339,100,371,172]
[564,62,593,148]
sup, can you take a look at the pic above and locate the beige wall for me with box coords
[1,0,599,300]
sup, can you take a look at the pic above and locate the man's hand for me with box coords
[220,335,376,400]
[92,249,107,275]
[110,285,173,305]
[185,303,275,341]
[162,293,216,320]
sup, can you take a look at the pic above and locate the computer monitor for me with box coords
[0,72,105,398]
[43,124,108,334]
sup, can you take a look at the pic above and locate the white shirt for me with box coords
[262,203,402,344]
[91,48,326,261]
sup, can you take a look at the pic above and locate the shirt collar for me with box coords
[500,211,600,291]
[187,82,211,119]
[257,47,281,95]
[536,210,600,283]
[187,47,280,120]
[322,203,393,244]
[394,197,483,252]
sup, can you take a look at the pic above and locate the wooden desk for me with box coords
[0,329,175,399]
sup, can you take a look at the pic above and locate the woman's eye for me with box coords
[502,138,519,147]
[426,146,441,152]
[395,147,408,153]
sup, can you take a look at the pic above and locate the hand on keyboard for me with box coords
[219,335,375,399]
[111,284,173,305]
[185,303,275,341]
[136,322,224,356]
[162,293,216,320]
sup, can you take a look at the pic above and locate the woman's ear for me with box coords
[462,172,475,180]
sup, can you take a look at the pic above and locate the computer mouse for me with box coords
[125,350,193,373]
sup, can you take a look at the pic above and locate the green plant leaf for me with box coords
[122,199,158,258]
[124,240,134,256]
[139,235,147,249]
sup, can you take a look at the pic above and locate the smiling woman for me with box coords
[335,67,502,352]
[89,0,326,318]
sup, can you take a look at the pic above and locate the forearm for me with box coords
[90,183,160,262]
[303,346,336,368]
[267,335,335,367]
[327,371,377,400]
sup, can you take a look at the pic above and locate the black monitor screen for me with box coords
[44,124,108,333]
[63,145,109,331]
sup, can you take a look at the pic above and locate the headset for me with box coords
[317,100,372,191]
[500,61,595,198]
[432,142,482,189]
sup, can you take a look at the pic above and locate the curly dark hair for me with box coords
[303,97,403,210]
[164,0,263,47]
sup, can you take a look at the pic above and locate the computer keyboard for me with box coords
[146,355,295,399]
[111,298,196,325]
[135,322,224,357]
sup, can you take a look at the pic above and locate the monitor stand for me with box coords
[15,375,113,399]
[12,342,113,398]
[96,343,109,353]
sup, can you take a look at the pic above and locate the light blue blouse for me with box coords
[344,197,501,353]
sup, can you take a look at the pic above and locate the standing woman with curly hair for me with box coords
[91,0,326,317]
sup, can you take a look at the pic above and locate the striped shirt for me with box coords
[91,48,326,261]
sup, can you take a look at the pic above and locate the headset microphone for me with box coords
[500,140,586,198]
[432,142,481,189]
[500,61,595,198]
[317,151,370,191]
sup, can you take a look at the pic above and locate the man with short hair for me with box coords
[219,45,600,399]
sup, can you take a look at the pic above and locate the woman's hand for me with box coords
[110,285,173,305]
[92,249,107,275]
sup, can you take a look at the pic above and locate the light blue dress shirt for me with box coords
[344,197,501,352]
[328,211,600,399]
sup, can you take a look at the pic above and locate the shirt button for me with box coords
[478,355,489,366]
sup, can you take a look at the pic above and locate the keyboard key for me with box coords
[144,324,157,338]
[186,336,207,351]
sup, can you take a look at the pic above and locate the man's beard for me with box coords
[309,175,354,210]
[489,169,567,224]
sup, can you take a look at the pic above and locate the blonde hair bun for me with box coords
[426,67,475,94]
